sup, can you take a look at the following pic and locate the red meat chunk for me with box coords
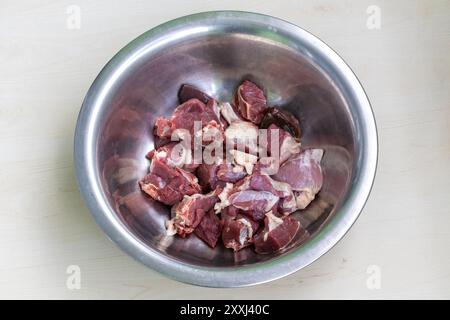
[168,189,220,237]
[196,160,247,192]
[222,214,260,252]
[140,82,319,254]
[154,98,221,139]
[234,80,267,124]
[139,156,201,205]
[253,213,305,254]
[194,209,222,248]
[249,174,297,215]
[260,107,302,139]
[260,124,301,165]
[272,148,324,209]
[228,190,279,221]
[217,162,247,183]
[147,141,198,172]
[249,173,292,198]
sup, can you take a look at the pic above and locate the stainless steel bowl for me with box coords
[74,11,377,287]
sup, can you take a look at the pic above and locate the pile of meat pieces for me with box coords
[139,80,324,254]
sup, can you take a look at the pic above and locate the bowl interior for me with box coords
[94,25,357,268]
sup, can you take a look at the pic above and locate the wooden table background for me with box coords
[1,0,449,299]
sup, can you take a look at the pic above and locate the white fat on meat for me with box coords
[232,164,245,173]
[280,194,297,215]
[211,100,225,127]
[225,121,258,147]
[155,145,191,168]
[265,175,293,198]
[220,102,241,124]
[264,211,284,241]
[237,218,254,244]
[230,149,258,174]
[178,169,199,185]
[254,175,298,215]
[237,177,251,191]
[214,183,234,214]
[280,136,301,163]
[195,120,223,144]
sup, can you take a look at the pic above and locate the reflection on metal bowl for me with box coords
[74,11,378,287]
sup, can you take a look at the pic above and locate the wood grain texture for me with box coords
[0,0,449,299]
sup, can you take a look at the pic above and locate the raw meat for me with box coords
[219,102,243,124]
[260,107,301,138]
[222,214,260,251]
[139,156,201,205]
[167,189,220,237]
[249,173,292,198]
[253,212,304,254]
[224,120,259,154]
[234,80,267,124]
[228,190,279,221]
[147,142,197,172]
[220,202,240,220]
[213,183,234,214]
[196,162,221,191]
[272,148,324,209]
[194,208,223,248]
[229,150,258,174]
[197,160,247,192]
[261,124,301,165]
[154,98,221,139]
[249,174,297,215]
[253,156,280,175]
[196,119,224,146]
[216,162,247,183]
[139,81,323,254]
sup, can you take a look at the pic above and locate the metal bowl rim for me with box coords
[74,10,378,287]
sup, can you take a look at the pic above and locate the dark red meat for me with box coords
[228,190,279,221]
[196,161,247,192]
[249,173,297,215]
[260,124,301,165]
[147,141,198,172]
[154,98,220,139]
[234,80,267,124]
[217,162,247,183]
[249,174,292,198]
[141,82,318,254]
[196,162,221,191]
[220,205,241,221]
[222,214,259,251]
[253,213,304,254]
[260,107,302,139]
[178,84,212,105]
[194,209,222,248]
[169,189,220,237]
[272,148,324,209]
[139,156,201,205]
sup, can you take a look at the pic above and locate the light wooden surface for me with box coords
[1,0,449,299]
